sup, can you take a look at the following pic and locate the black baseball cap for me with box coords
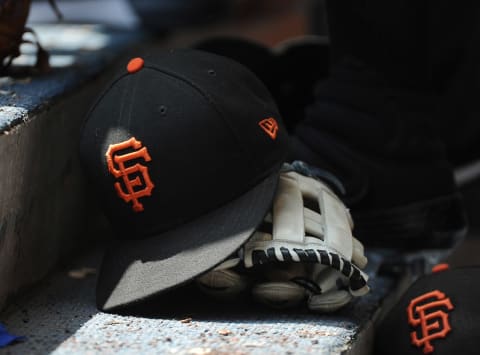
[79,49,289,312]
[375,264,480,355]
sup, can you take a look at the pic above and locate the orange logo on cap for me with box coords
[106,137,154,212]
[259,117,279,140]
[407,290,454,354]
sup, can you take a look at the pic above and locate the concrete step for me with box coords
[0,24,143,312]
[0,247,421,355]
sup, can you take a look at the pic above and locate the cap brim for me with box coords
[96,171,279,312]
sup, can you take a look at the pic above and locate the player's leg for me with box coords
[291,0,467,248]
[427,1,480,166]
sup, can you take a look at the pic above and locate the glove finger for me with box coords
[308,289,353,313]
[196,269,250,300]
[252,281,306,309]
[352,237,368,269]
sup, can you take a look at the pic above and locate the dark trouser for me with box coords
[292,1,473,247]
[322,0,480,164]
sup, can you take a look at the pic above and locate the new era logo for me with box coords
[259,117,279,140]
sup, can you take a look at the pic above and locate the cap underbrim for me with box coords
[96,171,279,312]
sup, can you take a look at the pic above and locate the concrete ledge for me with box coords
[0,25,143,311]
[1,248,409,355]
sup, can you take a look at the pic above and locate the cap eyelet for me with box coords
[208,69,216,76]
[158,105,168,116]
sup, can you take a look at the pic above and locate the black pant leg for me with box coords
[427,1,480,164]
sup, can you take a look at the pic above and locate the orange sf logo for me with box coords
[259,117,279,140]
[407,290,454,354]
[105,137,155,213]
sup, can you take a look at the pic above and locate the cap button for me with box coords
[127,57,144,73]
[432,263,450,273]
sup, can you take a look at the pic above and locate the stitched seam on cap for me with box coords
[80,73,130,135]
[145,65,247,153]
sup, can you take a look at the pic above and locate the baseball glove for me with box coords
[0,0,62,75]
[196,162,369,312]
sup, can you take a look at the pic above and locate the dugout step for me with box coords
[1,246,427,355]
[0,24,144,312]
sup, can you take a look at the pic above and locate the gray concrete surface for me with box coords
[0,25,143,311]
[0,247,411,355]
